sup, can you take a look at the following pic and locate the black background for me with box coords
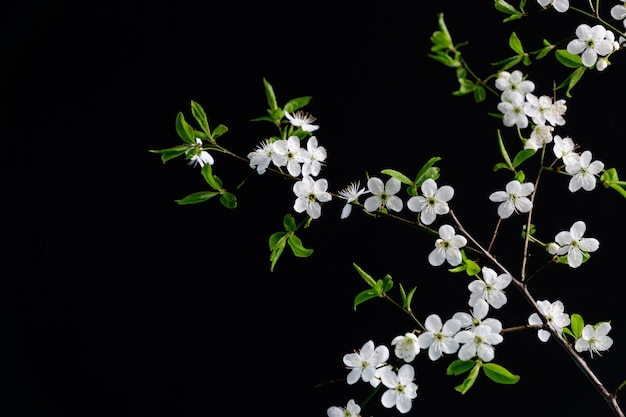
[3,2,626,416]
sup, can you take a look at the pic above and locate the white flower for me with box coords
[273,136,309,177]
[495,70,535,96]
[554,220,600,268]
[537,0,569,12]
[567,24,614,67]
[301,136,327,177]
[343,340,390,387]
[284,110,319,132]
[455,324,504,362]
[523,93,553,125]
[407,178,454,225]
[452,299,502,333]
[391,333,420,363]
[363,177,403,213]
[528,300,571,342]
[417,314,461,361]
[338,181,368,219]
[565,150,604,192]
[468,266,512,309]
[488,179,534,219]
[379,364,418,414]
[611,2,626,28]
[428,224,467,267]
[187,138,214,168]
[247,139,275,174]
[327,399,361,417]
[575,322,614,357]
[552,135,577,165]
[525,123,554,150]
[497,91,529,129]
[293,175,332,219]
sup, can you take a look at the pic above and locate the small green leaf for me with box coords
[269,232,288,272]
[201,164,222,191]
[287,234,314,258]
[263,78,278,110]
[512,149,536,167]
[508,32,524,55]
[269,231,286,251]
[353,263,377,288]
[555,49,582,68]
[497,129,515,171]
[447,359,475,376]
[570,313,584,338]
[414,157,442,186]
[219,192,237,209]
[190,100,211,136]
[283,213,297,232]
[283,96,312,114]
[354,289,379,310]
[175,191,219,205]
[381,169,412,185]
[175,112,196,144]
[212,124,228,139]
[454,363,480,394]
[381,274,393,292]
[482,363,520,384]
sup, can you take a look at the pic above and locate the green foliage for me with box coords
[352,263,394,310]
[268,214,313,272]
[449,360,519,394]
[482,362,520,384]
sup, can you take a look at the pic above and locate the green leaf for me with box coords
[447,359,475,376]
[454,363,480,394]
[402,284,417,312]
[149,145,190,163]
[212,124,228,139]
[381,169,412,185]
[508,32,524,55]
[175,112,196,144]
[494,0,522,15]
[563,66,586,98]
[283,213,297,232]
[512,148,536,167]
[190,100,211,136]
[473,85,487,103]
[570,313,584,338]
[219,192,237,209]
[353,263,377,288]
[482,363,520,384]
[175,191,219,205]
[496,129,515,171]
[263,78,278,110]
[414,156,442,186]
[381,274,393,292]
[201,164,222,191]
[555,49,582,68]
[287,234,314,258]
[269,232,287,272]
[354,289,379,310]
[283,96,312,114]
[463,258,481,276]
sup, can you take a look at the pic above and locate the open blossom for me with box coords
[379,364,418,414]
[537,0,569,12]
[187,138,214,168]
[391,333,420,363]
[417,314,461,361]
[301,136,327,177]
[497,91,529,128]
[468,266,512,309]
[528,300,571,342]
[247,139,276,174]
[611,2,626,28]
[428,224,467,267]
[284,110,319,132]
[343,340,389,387]
[273,136,309,177]
[338,181,368,219]
[488,179,534,219]
[453,299,502,334]
[495,70,535,97]
[407,178,454,225]
[552,135,577,165]
[455,324,504,362]
[363,177,403,213]
[293,175,332,219]
[525,123,554,150]
[554,220,599,268]
[327,399,361,417]
[575,322,614,357]
[567,24,614,68]
[565,150,604,192]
